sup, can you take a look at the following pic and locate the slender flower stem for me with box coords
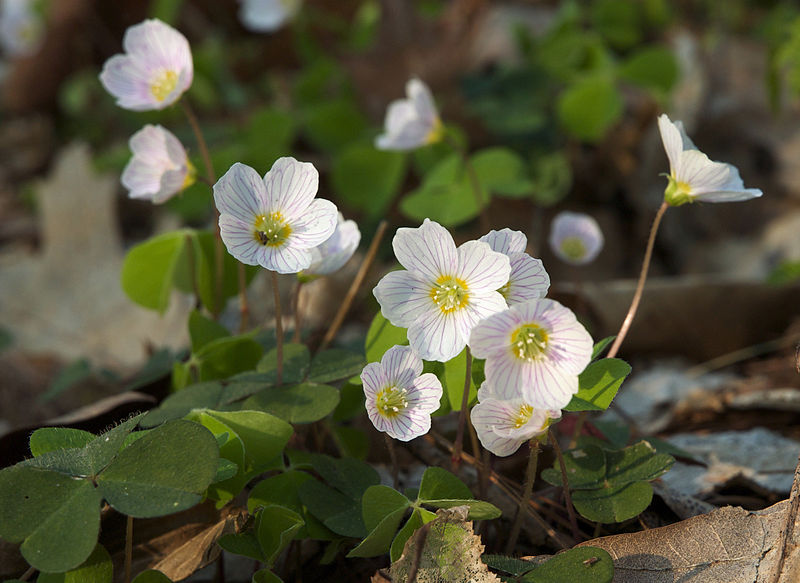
[319,220,388,352]
[451,347,473,470]
[606,201,669,359]
[271,270,283,386]
[385,433,400,489]
[551,429,581,541]
[184,233,201,309]
[443,133,490,233]
[125,515,133,583]
[19,567,35,582]
[238,263,249,333]
[292,280,304,343]
[505,438,541,554]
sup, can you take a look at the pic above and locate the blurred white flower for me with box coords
[375,78,443,151]
[99,19,193,111]
[548,211,604,265]
[0,0,44,57]
[213,158,338,274]
[479,228,550,304]
[303,213,360,278]
[238,0,302,33]
[362,345,443,441]
[122,124,195,204]
[658,114,762,206]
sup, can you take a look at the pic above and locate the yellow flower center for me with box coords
[429,275,469,313]
[150,69,178,102]
[181,161,197,191]
[375,386,408,419]
[664,175,694,207]
[425,117,444,145]
[253,212,292,247]
[512,404,534,428]
[510,323,549,361]
[560,237,587,261]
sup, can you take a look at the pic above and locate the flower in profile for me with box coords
[99,19,193,111]
[658,114,762,206]
[471,381,560,457]
[213,158,338,274]
[362,345,443,441]
[121,125,195,204]
[479,229,550,305]
[375,78,443,151]
[373,219,510,362]
[548,211,604,266]
[238,0,302,32]
[469,299,593,410]
[302,212,360,279]
[0,0,43,57]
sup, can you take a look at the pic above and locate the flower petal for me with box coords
[407,308,464,362]
[455,240,510,293]
[213,162,267,221]
[219,214,261,266]
[287,198,338,249]
[392,219,458,281]
[658,114,683,176]
[381,345,423,388]
[479,228,527,255]
[263,157,319,220]
[505,254,550,305]
[373,270,432,328]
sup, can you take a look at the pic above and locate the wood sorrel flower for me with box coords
[238,0,302,32]
[99,19,193,111]
[373,219,510,362]
[121,125,195,204]
[548,211,604,266]
[479,229,550,305]
[469,299,593,410]
[213,158,338,274]
[471,381,560,457]
[302,212,360,278]
[0,0,43,57]
[658,114,762,206]
[375,79,443,151]
[361,345,443,441]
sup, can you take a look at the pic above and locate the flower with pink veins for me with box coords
[122,124,195,204]
[479,228,550,305]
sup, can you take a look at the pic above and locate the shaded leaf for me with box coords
[37,543,113,583]
[29,427,95,457]
[522,547,613,583]
[244,382,340,424]
[565,358,631,412]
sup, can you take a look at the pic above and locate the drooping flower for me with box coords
[373,219,510,362]
[0,0,43,57]
[658,114,762,206]
[375,78,443,151]
[469,299,593,411]
[213,158,338,274]
[362,344,443,441]
[121,124,195,204]
[99,19,193,111]
[479,229,550,305]
[238,0,302,32]
[302,212,360,279]
[548,211,604,266]
[471,381,560,457]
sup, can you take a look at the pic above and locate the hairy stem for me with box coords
[505,438,541,554]
[125,515,133,583]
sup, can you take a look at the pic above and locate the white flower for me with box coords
[471,382,560,457]
[362,345,443,441]
[479,229,550,305]
[213,158,338,274]
[121,125,195,204]
[548,211,604,265]
[99,19,193,111]
[658,114,762,206]
[302,212,360,278]
[375,78,443,151]
[0,0,43,57]
[469,299,593,410]
[373,219,510,362]
[238,0,302,32]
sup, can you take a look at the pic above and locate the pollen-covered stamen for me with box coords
[253,211,292,247]
[512,404,534,428]
[429,275,469,313]
[559,237,587,262]
[375,386,409,419]
[510,323,549,361]
[150,69,178,102]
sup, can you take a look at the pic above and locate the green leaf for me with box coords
[302,100,367,152]
[541,444,607,489]
[37,543,113,583]
[245,383,340,424]
[564,358,631,412]
[331,425,369,459]
[418,467,472,501]
[421,499,501,520]
[212,459,239,483]
[189,412,246,503]
[441,348,476,412]
[604,440,674,487]
[131,570,173,583]
[244,108,296,171]
[389,507,436,562]
[347,506,408,558]
[365,312,407,363]
[331,143,406,218]
[767,260,800,285]
[218,530,264,561]
[188,310,230,352]
[255,505,305,566]
[257,343,310,384]
[252,570,283,583]
[194,336,263,382]
[522,546,614,583]
[572,481,654,523]
[529,151,573,207]
[121,230,188,313]
[361,485,410,532]
[591,0,641,50]
[332,380,366,422]
[97,420,219,517]
[202,410,293,470]
[557,76,623,142]
[470,147,533,198]
[0,466,101,572]
[41,358,92,402]
[29,427,95,457]
[618,46,678,94]
[310,455,380,501]
[591,336,616,361]
[190,230,259,315]
[308,349,366,384]
[140,382,225,427]
[298,479,366,538]
[482,554,537,576]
